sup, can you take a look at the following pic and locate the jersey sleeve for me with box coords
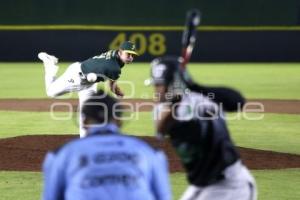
[150,150,172,200]
[188,83,245,112]
[42,151,67,200]
[105,68,121,81]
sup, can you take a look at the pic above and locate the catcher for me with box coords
[149,56,257,200]
[38,41,138,137]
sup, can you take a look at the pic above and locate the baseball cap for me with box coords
[119,41,139,56]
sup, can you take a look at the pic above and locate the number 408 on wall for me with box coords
[109,33,166,56]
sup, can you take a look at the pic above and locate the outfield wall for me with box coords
[1,26,300,62]
[0,0,299,25]
[1,1,299,62]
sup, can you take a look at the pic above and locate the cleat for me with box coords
[38,52,58,65]
[38,52,59,76]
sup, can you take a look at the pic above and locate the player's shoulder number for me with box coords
[93,50,113,60]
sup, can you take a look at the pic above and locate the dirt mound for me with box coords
[1,135,300,172]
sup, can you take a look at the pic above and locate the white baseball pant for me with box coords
[180,160,257,200]
[43,62,97,137]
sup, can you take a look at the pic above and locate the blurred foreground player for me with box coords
[150,56,257,200]
[42,90,171,200]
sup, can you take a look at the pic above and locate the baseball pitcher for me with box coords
[38,41,138,137]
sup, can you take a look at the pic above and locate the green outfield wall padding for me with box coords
[1,30,299,62]
[0,0,299,25]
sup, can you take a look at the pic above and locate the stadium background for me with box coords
[0,0,300,62]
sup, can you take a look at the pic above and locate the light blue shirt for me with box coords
[42,123,171,200]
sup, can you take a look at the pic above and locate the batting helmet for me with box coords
[149,56,193,97]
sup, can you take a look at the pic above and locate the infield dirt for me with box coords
[1,98,300,172]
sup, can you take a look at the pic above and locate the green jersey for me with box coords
[81,50,124,82]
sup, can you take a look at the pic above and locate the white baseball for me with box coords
[144,78,152,86]
[87,73,97,82]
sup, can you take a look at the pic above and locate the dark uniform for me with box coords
[168,93,240,186]
[81,50,124,82]
[151,56,257,200]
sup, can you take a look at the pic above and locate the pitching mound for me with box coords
[1,135,300,172]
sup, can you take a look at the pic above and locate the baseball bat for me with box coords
[144,9,201,86]
[180,9,201,69]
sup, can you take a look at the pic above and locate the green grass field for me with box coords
[1,169,300,200]
[0,62,299,199]
[0,63,300,99]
